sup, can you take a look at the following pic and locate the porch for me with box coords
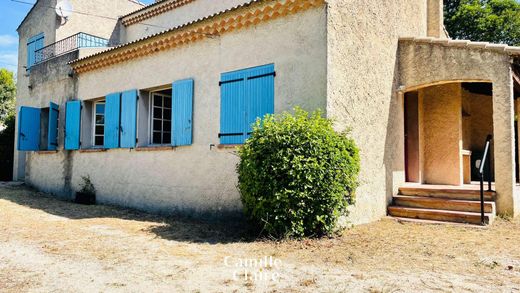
[392,37,520,224]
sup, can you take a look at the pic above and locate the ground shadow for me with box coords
[0,183,256,244]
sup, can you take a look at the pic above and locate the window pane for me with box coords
[163,133,171,144]
[96,115,104,125]
[95,126,104,135]
[96,103,105,114]
[153,96,163,107]
[164,96,172,108]
[163,110,171,120]
[153,107,162,119]
[163,121,171,132]
[153,119,162,131]
[153,132,162,144]
[95,136,104,146]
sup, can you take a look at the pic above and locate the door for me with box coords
[404,91,420,182]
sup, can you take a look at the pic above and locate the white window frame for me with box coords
[148,91,172,145]
[92,100,105,147]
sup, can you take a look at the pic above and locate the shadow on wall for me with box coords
[0,183,253,244]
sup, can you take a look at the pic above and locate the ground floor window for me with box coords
[150,92,172,145]
[93,101,105,146]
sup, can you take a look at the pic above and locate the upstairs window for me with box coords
[27,33,44,70]
[93,101,105,147]
[150,91,172,145]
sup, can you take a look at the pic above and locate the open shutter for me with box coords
[172,79,194,146]
[245,64,275,139]
[64,101,81,150]
[104,92,121,149]
[219,72,246,144]
[120,90,138,148]
[27,33,44,68]
[18,106,41,151]
[48,102,59,150]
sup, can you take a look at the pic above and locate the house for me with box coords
[13,0,520,225]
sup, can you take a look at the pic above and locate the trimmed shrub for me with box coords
[237,108,360,238]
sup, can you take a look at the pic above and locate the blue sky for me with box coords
[0,0,155,73]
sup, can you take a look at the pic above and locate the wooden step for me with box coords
[393,195,495,213]
[399,187,495,201]
[388,206,493,225]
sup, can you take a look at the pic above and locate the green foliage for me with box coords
[0,113,15,180]
[445,0,520,46]
[79,176,96,196]
[0,69,16,125]
[237,108,360,238]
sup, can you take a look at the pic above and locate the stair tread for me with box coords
[393,195,494,204]
[388,206,492,217]
[388,205,492,216]
[398,187,496,201]
[399,186,496,195]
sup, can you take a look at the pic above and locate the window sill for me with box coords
[79,148,107,153]
[36,150,58,155]
[216,144,243,149]
[135,146,175,152]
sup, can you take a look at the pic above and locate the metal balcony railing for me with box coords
[34,32,109,65]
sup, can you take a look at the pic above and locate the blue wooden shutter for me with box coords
[172,79,194,146]
[64,101,81,150]
[27,33,44,68]
[219,71,246,144]
[245,64,275,139]
[104,93,121,149]
[120,90,138,148]
[48,102,59,150]
[18,106,41,151]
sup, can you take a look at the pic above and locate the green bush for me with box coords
[237,108,360,238]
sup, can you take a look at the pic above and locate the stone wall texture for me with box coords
[326,0,429,224]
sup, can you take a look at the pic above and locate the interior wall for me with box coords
[462,89,495,181]
[420,83,463,185]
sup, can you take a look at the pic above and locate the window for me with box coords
[93,101,105,147]
[18,102,60,151]
[150,92,172,145]
[219,64,275,144]
[27,33,44,70]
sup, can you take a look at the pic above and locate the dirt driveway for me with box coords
[1,183,520,292]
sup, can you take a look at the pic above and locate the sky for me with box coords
[0,0,156,73]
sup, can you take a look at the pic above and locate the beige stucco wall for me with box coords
[427,0,445,38]
[56,0,142,42]
[15,0,59,181]
[14,0,143,181]
[399,40,518,216]
[326,0,428,224]
[25,7,327,216]
[420,84,463,185]
[122,0,251,43]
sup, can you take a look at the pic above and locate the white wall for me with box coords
[122,0,251,43]
[27,7,327,216]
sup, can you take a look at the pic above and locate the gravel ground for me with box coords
[1,183,520,292]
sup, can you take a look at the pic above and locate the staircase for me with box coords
[388,185,496,225]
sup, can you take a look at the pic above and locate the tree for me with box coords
[0,68,16,125]
[444,0,520,46]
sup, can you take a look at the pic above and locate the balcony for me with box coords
[34,33,109,65]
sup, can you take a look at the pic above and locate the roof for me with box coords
[16,0,41,31]
[70,0,324,74]
[400,37,520,56]
[121,0,194,26]
[16,0,146,32]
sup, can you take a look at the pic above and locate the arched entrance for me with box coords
[404,81,494,186]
